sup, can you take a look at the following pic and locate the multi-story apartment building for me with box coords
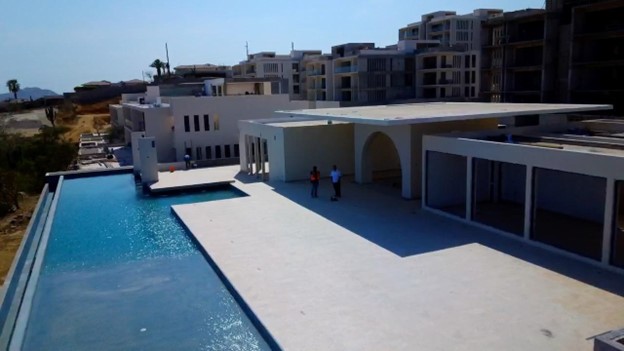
[543,0,624,114]
[330,43,416,105]
[481,9,546,103]
[399,9,502,101]
[416,48,480,99]
[300,54,334,101]
[399,9,502,49]
[233,50,322,101]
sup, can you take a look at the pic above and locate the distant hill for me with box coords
[0,87,60,101]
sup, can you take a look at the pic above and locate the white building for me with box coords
[112,82,338,170]
[239,102,619,271]
[233,50,322,100]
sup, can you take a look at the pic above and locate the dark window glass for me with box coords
[194,115,200,132]
[234,144,240,157]
[203,114,209,131]
[184,115,190,132]
[225,145,231,158]
[215,145,222,159]
[206,146,212,160]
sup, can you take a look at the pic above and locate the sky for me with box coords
[0,0,545,94]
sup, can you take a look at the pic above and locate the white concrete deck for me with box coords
[149,167,235,192]
[172,166,624,351]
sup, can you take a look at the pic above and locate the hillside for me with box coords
[0,87,59,101]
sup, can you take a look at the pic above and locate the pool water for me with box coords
[21,174,270,351]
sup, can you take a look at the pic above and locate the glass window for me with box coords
[194,115,200,132]
[225,145,231,158]
[206,146,212,160]
[215,145,222,159]
[234,144,240,157]
[213,114,220,130]
[196,147,202,160]
[184,115,190,132]
[203,114,209,131]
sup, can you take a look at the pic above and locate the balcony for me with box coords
[307,70,324,76]
[335,66,358,74]
[438,79,454,85]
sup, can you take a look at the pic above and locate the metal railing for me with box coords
[335,66,358,74]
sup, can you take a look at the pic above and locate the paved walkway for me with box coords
[173,166,624,351]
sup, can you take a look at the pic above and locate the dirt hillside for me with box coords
[0,195,39,285]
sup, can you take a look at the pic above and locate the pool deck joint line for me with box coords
[171,166,624,351]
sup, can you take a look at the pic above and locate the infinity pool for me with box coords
[20,174,270,350]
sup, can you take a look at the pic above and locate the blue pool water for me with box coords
[21,174,271,350]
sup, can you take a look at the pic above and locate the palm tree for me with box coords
[6,79,20,101]
[150,59,165,81]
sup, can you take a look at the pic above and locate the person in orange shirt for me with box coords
[310,166,320,198]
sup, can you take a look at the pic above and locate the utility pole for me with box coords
[245,41,249,58]
[165,43,171,76]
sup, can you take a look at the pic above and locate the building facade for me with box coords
[233,50,322,101]
[481,9,546,103]
[114,83,337,166]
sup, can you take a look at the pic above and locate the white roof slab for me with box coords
[170,166,624,351]
[277,102,612,126]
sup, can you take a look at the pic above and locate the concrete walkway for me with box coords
[173,166,624,351]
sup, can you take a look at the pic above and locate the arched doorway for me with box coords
[361,131,402,192]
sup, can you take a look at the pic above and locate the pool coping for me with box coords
[8,176,65,350]
[171,206,282,351]
[0,185,51,350]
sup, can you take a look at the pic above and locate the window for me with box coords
[203,114,210,131]
[196,147,202,160]
[472,55,476,67]
[471,86,475,97]
[215,145,222,159]
[184,115,190,132]
[206,146,212,160]
[194,115,200,132]
[234,144,240,157]
[471,71,476,84]
[213,114,220,130]
[225,145,231,158]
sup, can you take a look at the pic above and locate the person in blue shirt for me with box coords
[184,154,191,169]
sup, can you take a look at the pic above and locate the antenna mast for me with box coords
[165,43,171,76]
[245,41,249,58]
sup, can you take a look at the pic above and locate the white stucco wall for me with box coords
[166,95,310,162]
[354,118,497,199]
[283,123,354,181]
[143,108,174,162]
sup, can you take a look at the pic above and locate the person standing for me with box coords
[330,165,342,198]
[310,166,320,198]
[184,153,191,169]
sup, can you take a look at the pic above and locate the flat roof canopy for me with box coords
[277,102,612,126]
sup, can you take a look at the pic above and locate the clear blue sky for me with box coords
[1,0,545,94]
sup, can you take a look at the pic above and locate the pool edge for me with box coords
[171,207,283,351]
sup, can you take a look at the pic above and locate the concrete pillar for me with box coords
[239,134,248,173]
[138,137,158,184]
[602,178,615,265]
[253,137,260,175]
[259,138,266,181]
[245,135,252,173]
[130,132,146,175]
[466,156,473,220]
[523,165,534,240]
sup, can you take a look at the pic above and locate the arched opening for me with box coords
[361,132,402,191]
